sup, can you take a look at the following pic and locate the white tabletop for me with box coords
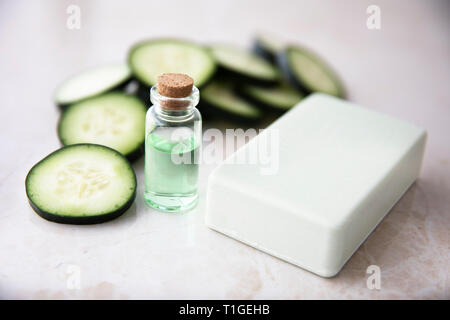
[0,0,448,299]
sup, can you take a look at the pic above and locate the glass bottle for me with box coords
[144,80,201,212]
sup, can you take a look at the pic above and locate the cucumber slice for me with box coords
[25,144,136,224]
[278,46,345,97]
[253,34,285,63]
[129,39,216,87]
[201,81,262,120]
[58,92,146,161]
[54,63,132,107]
[239,83,304,111]
[210,44,279,85]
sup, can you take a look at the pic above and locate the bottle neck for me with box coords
[150,85,199,121]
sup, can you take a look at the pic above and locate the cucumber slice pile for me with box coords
[239,83,303,111]
[58,92,146,161]
[278,46,345,97]
[210,44,279,85]
[54,63,132,107]
[129,39,216,88]
[51,37,344,124]
[25,144,136,224]
[252,34,285,63]
[201,81,262,120]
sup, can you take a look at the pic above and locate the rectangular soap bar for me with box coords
[205,93,426,277]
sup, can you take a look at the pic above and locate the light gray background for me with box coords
[0,0,448,299]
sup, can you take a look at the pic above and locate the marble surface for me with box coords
[0,0,449,299]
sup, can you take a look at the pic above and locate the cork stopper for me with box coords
[155,73,194,110]
[157,73,194,98]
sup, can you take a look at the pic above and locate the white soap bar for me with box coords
[205,94,426,277]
